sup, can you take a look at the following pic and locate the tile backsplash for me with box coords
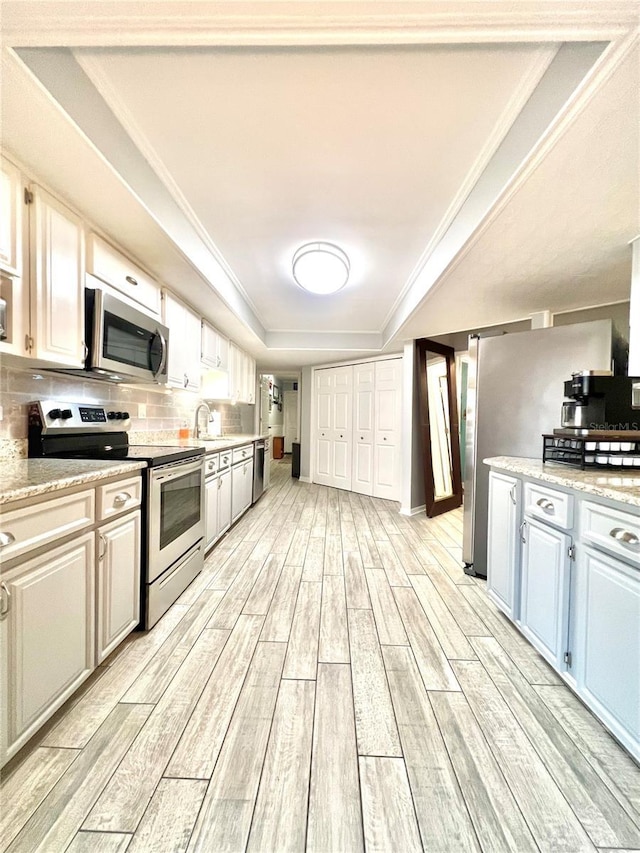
[0,364,255,457]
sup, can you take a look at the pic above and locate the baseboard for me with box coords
[399,504,426,517]
[299,476,312,483]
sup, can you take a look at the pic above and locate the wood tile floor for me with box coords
[2,459,640,852]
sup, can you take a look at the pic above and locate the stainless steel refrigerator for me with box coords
[462,320,613,577]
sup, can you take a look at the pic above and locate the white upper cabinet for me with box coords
[201,320,229,370]
[86,232,161,317]
[29,184,85,367]
[0,157,23,278]
[227,341,255,404]
[163,291,201,392]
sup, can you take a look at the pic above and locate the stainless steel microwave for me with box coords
[84,288,169,384]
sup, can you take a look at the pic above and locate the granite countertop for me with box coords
[0,459,146,506]
[177,434,263,454]
[485,456,640,508]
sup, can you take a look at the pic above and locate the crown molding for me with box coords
[74,49,262,321]
[3,1,639,47]
[389,28,640,343]
[381,42,558,331]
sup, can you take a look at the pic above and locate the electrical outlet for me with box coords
[138,403,147,418]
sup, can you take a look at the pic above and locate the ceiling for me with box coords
[1,2,638,371]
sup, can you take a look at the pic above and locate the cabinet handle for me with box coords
[0,582,10,618]
[609,527,640,549]
[82,341,89,361]
[218,478,222,490]
[0,532,16,549]
[536,498,555,514]
[184,373,189,388]
[125,275,138,286]
[113,492,131,507]
[520,520,527,544]
[383,437,387,441]
[340,434,343,438]
[98,533,107,561]
[509,484,517,505]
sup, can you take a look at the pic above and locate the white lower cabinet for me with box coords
[205,467,233,550]
[519,516,571,670]
[96,510,141,663]
[573,546,639,758]
[486,471,521,620]
[1,532,95,761]
[486,464,639,763]
[218,469,232,536]
[231,459,253,523]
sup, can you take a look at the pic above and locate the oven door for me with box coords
[148,457,205,581]
[88,288,169,384]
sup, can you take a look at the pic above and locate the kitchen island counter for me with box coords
[485,456,640,509]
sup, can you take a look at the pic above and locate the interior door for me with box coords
[314,366,353,489]
[352,363,375,495]
[315,369,333,485]
[373,359,402,500]
[330,366,353,490]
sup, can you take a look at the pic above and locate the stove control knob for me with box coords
[115,411,124,420]
[48,408,62,419]
[107,411,117,420]
[121,411,130,420]
[60,409,73,420]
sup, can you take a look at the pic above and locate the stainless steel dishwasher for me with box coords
[253,439,266,503]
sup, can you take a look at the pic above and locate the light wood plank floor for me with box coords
[2,459,640,853]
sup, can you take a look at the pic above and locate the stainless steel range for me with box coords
[28,401,205,628]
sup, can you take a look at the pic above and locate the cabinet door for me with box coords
[87,233,161,316]
[30,184,85,366]
[520,517,571,670]
[486,471,521,619]
[217,469,232,538]
[1,533,94,763]
[245,355,256,404]
[164,292,200,391]
[184,305,201,392]
[231,463,245,523]
[228,342,241,402]
[373,359,402,500]
[96,511,141,663]
[201,321,218,367]
[573,546,639,761]
[205,476,219,550]
[352,363,375,495]
[0,157,23,277]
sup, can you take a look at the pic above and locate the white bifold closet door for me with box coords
[373,359,402,500]
[353,363,375,495]
[314,366,354,489]
[315,359,401,499]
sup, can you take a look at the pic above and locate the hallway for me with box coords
[1,459,639,852]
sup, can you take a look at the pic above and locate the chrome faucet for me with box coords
[193,401,212,438]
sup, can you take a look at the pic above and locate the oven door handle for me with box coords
[153,327,168,380]
[152,459,204,482]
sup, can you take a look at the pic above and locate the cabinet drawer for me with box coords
[232,444,254,465]
[0,489,95,564]
[97,476,142,521]
[218,450,232,471]
[524,482,573,530]
[582,501,640,568]
[205,453,219,476]
[87,233,161,316]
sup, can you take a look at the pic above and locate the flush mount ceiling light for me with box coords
[292,242,350,295]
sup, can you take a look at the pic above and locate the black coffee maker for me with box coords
[561,371,640,431]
